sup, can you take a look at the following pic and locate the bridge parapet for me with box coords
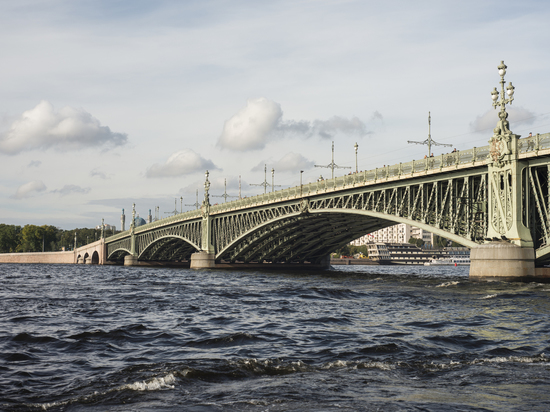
[104,133,549,245]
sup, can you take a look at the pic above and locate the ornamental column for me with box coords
[190,171,216,268]
[470,61,535,281]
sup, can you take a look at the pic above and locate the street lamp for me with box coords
[300,170,304,196]
[180,196,183,213]
[492,60,515,112]
[354,142,358,173]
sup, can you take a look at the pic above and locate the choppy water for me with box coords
[1,263,550,411]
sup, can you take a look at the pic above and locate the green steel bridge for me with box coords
[101,62,550,279]
[104,131,550,268]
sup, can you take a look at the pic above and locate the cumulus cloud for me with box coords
[470,106,536,133]
[51,185,91,196]
[11,180,47,199]
[145,149,218,178]
[217,97,371,151]
[0,101,128,155]
[218,98,282,151]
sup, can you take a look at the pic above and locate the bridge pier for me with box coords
[124,255,139,266]
[470,241,535,281]
[190,252,216,269]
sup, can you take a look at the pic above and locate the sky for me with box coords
[1,0,550,229]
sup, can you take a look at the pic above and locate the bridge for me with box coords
[91,62,548,281]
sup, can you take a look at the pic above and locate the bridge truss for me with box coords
[103,132,550,266]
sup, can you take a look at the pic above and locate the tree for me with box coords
[0,224,21,253]
[17,225,59,252]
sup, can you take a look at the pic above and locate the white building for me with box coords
[351,223,433,247]
[95,223,116,231]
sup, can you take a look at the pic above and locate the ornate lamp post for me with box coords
[491,61,515,112]
[489,60,516,166]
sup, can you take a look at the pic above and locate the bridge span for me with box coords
[68,62,550,281]
[100,129,550,281]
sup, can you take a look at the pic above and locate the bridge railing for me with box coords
[106,208,202,242]
[518,133,550,154]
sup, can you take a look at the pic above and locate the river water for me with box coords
[1,263,549,411]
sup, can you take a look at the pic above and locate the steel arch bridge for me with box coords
[104,132,550,267]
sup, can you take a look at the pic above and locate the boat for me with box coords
[424,257,470,266]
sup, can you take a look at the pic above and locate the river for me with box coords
[1,263,549,411]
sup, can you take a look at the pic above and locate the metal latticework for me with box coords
[103,132,550,266]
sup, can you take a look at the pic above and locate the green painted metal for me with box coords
[102,62,550,267]
[104,131,550,265]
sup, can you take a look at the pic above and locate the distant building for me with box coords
[95,223,116,231]
[351,223,433,247]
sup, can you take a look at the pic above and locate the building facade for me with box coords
[351,223,433,247]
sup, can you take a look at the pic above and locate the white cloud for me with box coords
[218,97,370,151]
[218,97,282,151]
[51,185,91,196]
[0,101,128,155]
[11,180,47,199]
[145,149,218,178]
[469,106,536,134]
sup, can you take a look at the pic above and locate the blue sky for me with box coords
[1,0,549,229]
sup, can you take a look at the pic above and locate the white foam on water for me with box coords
[356,361,395,371]
[435,281,460,288]
[480,294,498,299]
[472,354,549,365]
[122,373,176,391]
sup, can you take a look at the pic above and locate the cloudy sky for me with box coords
[1,0,549,229]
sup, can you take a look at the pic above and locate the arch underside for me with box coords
[108,248,131,262]
[216,212,396,264]
[138,236,198,261]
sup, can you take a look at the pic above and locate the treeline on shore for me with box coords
[0,224,115,253]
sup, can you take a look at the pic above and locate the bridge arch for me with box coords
[215,207,478,264]
[138,235,200,262]
[107,247,131,262]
